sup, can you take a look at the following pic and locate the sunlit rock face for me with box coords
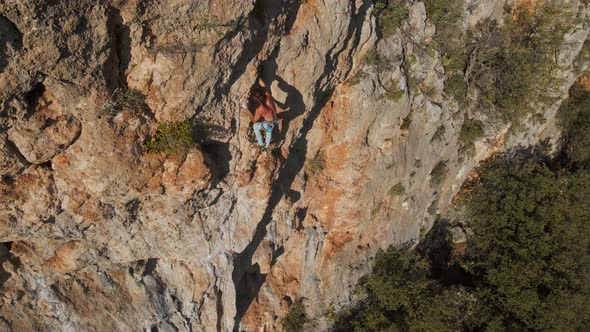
[0,0,587,331]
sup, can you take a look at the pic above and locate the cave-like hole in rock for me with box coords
[0,242,13,287]
[26,82,46,112]
[201,141,231,180]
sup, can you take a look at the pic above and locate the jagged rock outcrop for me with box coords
[0,0,588,331]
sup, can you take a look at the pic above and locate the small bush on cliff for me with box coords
[143,120,193,155]
[400,113,412,130]
[307,150,326,176]
[388,182,405,197]
[426,0,466,72]
[445,75,468,106]
[384,81,404,101]
[424,0,462,24]
[281,300,308,332]
[347,70,368,85]
[430,160,448,186]
[99,88,146,116]
[364,48,392,72]
[459,118,484,149]
[374,0,409,38]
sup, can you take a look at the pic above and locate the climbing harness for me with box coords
[262,120,278,133]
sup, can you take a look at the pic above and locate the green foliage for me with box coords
[307,150,326,176]
[143,120,193,155]
[430,160,448,186]
[334,147,590,332]
[332,245,465,332]
[281,300,308,332]
[459,118,484,148]
[468,2,573,123]
[335,159,590,332]
[400,113,412,130]
[99,88,146,116]
[464,156,590,331]
[445,75,467,106]
[122,88,144,103]
[364,48,392,72]
[424,0,462,24]
[427,0,466,72]
[374,0,409,38]
[347,70,367,85]
[384,81,404,101]
[558,83,590,165]
[388,182,405,197]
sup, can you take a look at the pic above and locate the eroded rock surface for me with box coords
[0,0,588,331]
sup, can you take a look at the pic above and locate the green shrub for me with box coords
[459,118,484,148]
[282,300,307,332]
[384,81,404,101]
[400,113,412,130]
[388,182,405,197]
[445,75,467,106]
[424,0,462,24]
[120,88,145,108]
[143,120,193,155]
[430,160,448,186]
[307,150,326,176]
[427,0,466,72]
[364,48,392,72]
[468,2,573,123]
[374,0,409,38]
[99,88,146,116]
[558,83,590,165]
[347,70,367,85]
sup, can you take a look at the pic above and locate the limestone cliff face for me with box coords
[0,0,587,331]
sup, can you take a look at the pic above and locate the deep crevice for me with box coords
[105,7,132,90]
[201,141,231,182]
[0,243,13,288]
[0,15,23,74]
[231,1,371,330]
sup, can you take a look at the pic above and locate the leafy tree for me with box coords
[445,75,468,106]
[464,156,590,331]
[459,118,484,149]
[467,2,573,123]
[333,245,465,331]
[282,300,308,332]
[425,0,466,72]
[374,0,409,38]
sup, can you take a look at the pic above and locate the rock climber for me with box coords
[245,78,279,148]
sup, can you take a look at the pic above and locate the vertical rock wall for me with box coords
[0,0,587,331]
